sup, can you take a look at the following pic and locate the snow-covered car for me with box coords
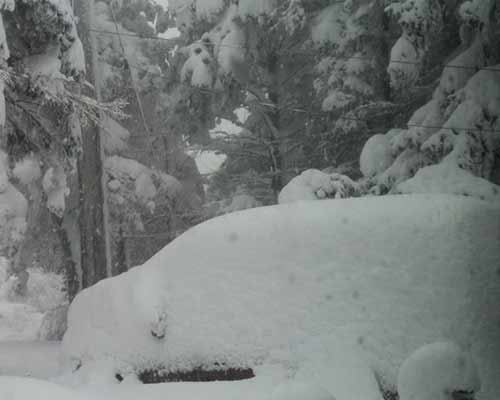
[62,195,500,400]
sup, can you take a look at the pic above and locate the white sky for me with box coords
[192,108,250,175]
[191,151,227,176]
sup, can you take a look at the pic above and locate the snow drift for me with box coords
[63,195,500,399]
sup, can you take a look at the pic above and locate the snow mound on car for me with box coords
[63,195,500,399]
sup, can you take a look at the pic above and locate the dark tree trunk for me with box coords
[267,52,284,202]
[74,1,109,288]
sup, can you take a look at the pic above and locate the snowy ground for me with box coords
[0,375,279,400]
[0,341,62,379]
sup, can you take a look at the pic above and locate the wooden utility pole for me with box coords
[73,0,111,288]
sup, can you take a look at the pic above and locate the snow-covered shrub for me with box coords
[397,160,500,202]
[279,169,361,204]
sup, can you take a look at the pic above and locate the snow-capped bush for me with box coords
[279,169,360,204]
[397,161,500,202]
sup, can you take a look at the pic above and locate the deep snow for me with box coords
[62,195,500,400]
[0,376,86,400]
[0,341,483,400]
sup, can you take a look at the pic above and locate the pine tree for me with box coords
[171,0,325,204]
[362,0,500,201]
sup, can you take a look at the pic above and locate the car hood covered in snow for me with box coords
[62,195,500,399]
